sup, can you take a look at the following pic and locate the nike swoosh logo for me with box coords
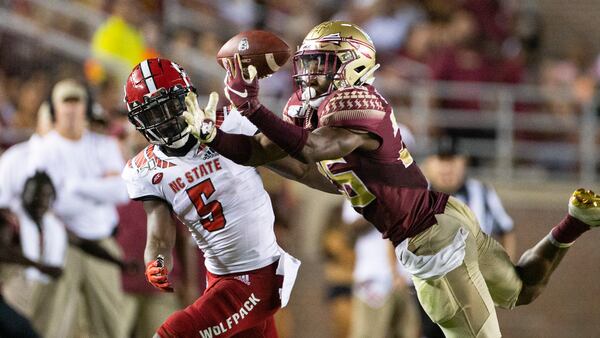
[226,85,248,98]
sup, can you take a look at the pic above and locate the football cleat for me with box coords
[568,188,600,227]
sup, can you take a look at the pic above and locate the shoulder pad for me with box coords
[319,86,386,127]
[128,145,176,171]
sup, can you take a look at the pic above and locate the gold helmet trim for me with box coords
[296,21,378,91]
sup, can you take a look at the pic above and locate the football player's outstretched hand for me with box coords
[145,256,174,292]
[184,91,219,143]
[223,53,261,116]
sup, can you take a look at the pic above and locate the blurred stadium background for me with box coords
[0,0,599,337]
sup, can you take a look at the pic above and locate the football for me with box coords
[217,30,291,79]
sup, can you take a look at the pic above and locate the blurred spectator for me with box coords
[0,172,67,333]
[258,168,301,337]
[422,138,516,259]
[462,0,510,46]
[321,204,354,338]
[168,29,195,67]
[12,73,49,133]
[427,10,518,159]
[0,71,16,130]
[90,0,154,82]
[29,79,130,338]
[335,0,426,63]
[0,208,44,338]
[429,10,495,91]
[260,0,320,44]
[342,201,421,338]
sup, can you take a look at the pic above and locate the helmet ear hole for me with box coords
[354,65,366,73]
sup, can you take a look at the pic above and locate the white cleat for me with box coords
[568,189,600,227]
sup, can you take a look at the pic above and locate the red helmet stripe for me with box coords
[140,59,158,93]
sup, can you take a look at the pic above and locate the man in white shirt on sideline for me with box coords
[30,79,130,338]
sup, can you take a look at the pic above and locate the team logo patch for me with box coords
[201,147,219,161]
[152,172,163,184]
[234,274,251,285]
[238,37,249,51]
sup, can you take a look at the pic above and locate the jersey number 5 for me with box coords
[317,159,376,208]
[186,179,226,232]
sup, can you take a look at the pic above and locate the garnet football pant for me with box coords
[158,261,283,338]
[407,197,522,338]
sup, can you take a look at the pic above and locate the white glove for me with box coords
[183,91,219,143]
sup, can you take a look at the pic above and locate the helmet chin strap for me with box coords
[301,87,317,101]
[301,87,326,108]
[168,134,190,149]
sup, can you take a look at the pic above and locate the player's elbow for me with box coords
[294,145,319,164]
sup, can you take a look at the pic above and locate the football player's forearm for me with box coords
[299,131,358,163]
[144,234,174,270]
[208,129,286,167]
[266,159,340,194]
[246,106,365,163]
[143,201,176,269]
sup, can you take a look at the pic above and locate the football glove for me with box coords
[183,91,219,143]
[145,255,174,292]
[568,188,600,227]
[223,53,261,116]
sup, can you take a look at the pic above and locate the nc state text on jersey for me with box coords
[169,158,223,193]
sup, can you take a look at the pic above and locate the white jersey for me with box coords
[30,130,128,239]
[122,108,280,275]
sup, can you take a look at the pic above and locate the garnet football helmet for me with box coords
[293,21,378,100]
[124,58,194,146]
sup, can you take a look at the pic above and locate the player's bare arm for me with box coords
[143,199,176,292]
[266,155,340,194]
[292,126,379,163]
[143,199,176,268]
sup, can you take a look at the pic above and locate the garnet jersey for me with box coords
[284,85,449,245]
[122,108,280,275]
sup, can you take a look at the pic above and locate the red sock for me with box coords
[550,215,591,244]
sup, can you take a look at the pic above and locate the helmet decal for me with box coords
[139,59,158,93]
[293,21,378,102]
